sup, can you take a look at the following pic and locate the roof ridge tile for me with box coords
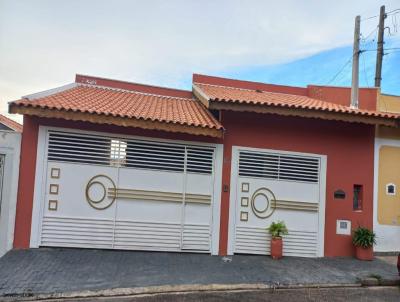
[77,83,196,101]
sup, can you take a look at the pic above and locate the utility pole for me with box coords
[375,5,386,87]
[351,15,361,109]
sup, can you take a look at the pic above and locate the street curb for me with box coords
[360,277,400,287]
[0,282,366,301]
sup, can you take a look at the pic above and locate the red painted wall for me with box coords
[13,116,39,248]
[218,111,375,257]
[193,74,308,96]
[76,74,193,98]
[308,85,378,111]
[193,74,379,112]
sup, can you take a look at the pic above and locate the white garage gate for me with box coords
[33,128,221,254]
[229,147,326,257]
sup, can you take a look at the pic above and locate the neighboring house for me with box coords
[8,74,400,258]
[0,115,22,132]
[0,114,21,257]
[374,93,400,252]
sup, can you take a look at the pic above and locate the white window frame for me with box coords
[386,183,396,196]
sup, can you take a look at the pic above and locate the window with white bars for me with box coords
[239,150,320,183]
[126,140,185,172]
[48,132,112,166]
[187,147,214,174]
[47,130,214,174]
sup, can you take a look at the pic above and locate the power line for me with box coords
[361,15,379,21]
[361,26,378,42]
[360,51,370,87]
[361,8,400,21]
[385,49,400,54]
[386,8,400,15]
[327,8,400,87]
[362,47,400,52]
[325,55,353,85]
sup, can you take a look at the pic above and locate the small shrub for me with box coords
[352,226,376,248]
[267,221,288,238]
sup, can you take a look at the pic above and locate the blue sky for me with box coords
[216,38,400,95]
[1,0,399,122]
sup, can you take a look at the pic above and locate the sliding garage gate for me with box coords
[38,129,216,253]
[231,147,325,257]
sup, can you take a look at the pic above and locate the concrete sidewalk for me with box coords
[0,248,398,299]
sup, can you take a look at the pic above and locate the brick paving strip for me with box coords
[0,248,398,300]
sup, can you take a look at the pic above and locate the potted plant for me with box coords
[352,226,376,261]
[267,221,288,260]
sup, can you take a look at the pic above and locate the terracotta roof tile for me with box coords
[11,84,223,131]
[195,83,400,119]
[0,114,22,132]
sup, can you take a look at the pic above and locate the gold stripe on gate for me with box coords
[108,188,211,205]
[275,199,319,212]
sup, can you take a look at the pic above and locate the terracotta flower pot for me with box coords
[271,237,283,260]
[355,246,373,261]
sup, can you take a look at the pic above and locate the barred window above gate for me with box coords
[47,130,214,174]
[47,131,112,166]
[126,140,185,172]
[239,150,320,183]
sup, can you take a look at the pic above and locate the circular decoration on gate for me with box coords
[250,187,276,219]
[85,175,116,210]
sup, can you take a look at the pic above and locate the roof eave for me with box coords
[192,84,211,108]
[9,105,223,138]
[209,101,399,127]
[0,115,22,132]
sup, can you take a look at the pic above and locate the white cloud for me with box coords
[0,0,397,122]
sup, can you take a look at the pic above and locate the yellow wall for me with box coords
[376,93,400,140]
[378,93,400,113]
[378,146,400,225]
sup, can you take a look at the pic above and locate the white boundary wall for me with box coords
[0,130,21,257]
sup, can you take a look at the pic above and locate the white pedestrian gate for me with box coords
[230,147,326,257]
[38,129,217,253]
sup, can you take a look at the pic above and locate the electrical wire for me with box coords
[386,8,400,15]
[361,26,378,42]
[362,47,400,52]
[325,55,353,85]
[385,50,400,54]
[361,8,400,21]
[326,8,400,86]
[361,15,379,21]
[360,52,370,87]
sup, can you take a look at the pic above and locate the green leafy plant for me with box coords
[352,226,376,248]
[267,221,288,238]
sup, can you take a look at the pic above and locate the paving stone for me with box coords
[0,248,398,296]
